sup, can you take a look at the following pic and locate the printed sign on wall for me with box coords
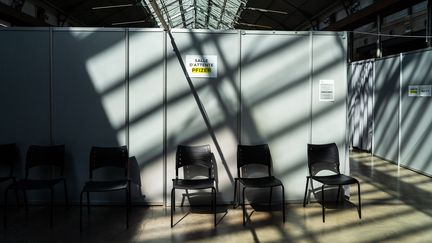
[186,55,217,78]
[319,79,335,102]
[408,85,432,97]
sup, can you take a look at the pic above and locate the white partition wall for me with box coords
[311,33,348,173]
[349,60,373,151]
[374,57,400,162]
[128,29,165,204]
[1,28,349,204]
[52,28,127,203]
[400,51,432,175]
[0,29,51,202]
[350,47,432,177]
[166,30,240,204]
[240,31,311,200]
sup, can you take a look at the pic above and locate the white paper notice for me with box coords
[319,80,335,102]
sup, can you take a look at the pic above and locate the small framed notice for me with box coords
[319,80,335,102]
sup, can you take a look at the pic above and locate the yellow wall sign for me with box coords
[192,67,212,74]
[186,55,217,78]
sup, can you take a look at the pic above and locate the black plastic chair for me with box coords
[171,145,216,227]
[303,143,361,222]
[0,144,19,204]
[4,145,68,228]
[233,144,285,225]
[0,143,18,187]
[80,146,130,231]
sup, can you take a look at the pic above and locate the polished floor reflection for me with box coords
[1,150,432,242]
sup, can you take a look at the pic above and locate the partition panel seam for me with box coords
[163,31,168,207]
[398,53,403,166]
[344,32,349,166]
[372,59,375,156]
[49,27,53,146]
[125,29,130,149]
[309,31,313,143]
[238,31,242,144]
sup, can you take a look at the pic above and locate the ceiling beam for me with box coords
[34,0,86,26]
[216,0,228,28]
[205,0,212,28]
[0,2,50,26]
[178,0,187,28]
[281,0,313,24]
[149,0,169,29]
[325,0,426,30]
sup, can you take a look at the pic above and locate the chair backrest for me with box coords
[25,145,65,179]
[175,145,213,179]
[89,146,129,179]
[0,143,19,178]
[237,144,272,178]
[307,143,340,176]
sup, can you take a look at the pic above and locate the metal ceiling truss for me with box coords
[145,0,248,29]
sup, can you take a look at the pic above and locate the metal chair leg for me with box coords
[242,187,246,226]
[336,185,341,204]
[269,186,273,207]
[357,182,362,219]
[4,188,9,229]
[50,188,54,228]
[232,178,238,208]
[80,191,83,232]
[126,187,129,229]
[23,190,29,218]
[321,185,325,222]
[281,184,285,223]
[128,181,131,228]
[303,177,309,207]
[63,179,69,210]
[12,178,19,206]
[86,191,90,215]
[213,187,216,226]
[170,188,175,228]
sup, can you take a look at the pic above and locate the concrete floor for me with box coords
[1,151,432,242]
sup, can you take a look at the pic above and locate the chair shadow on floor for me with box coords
[241,188,286,225]
[172,191,229,227]
[306,187,360,211]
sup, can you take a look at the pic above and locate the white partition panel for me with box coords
[166,30,240,204]
[400,50,432,175]
[0,29,51,202]
[240,31,311,200]
[52,29,127,203]
[348,63,357,148]
[374,57,400,162]
[349,60,374,151]
[311,33,348,173]
[310,33,349,200]
[128,29,165,204]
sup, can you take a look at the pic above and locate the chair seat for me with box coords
[82,180,129,192]
[172,178,215,190]
[9,178,63,190]
[239,176,282,188]
[311,174,358,185]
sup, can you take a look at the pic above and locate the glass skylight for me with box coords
[144,0,248,29]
